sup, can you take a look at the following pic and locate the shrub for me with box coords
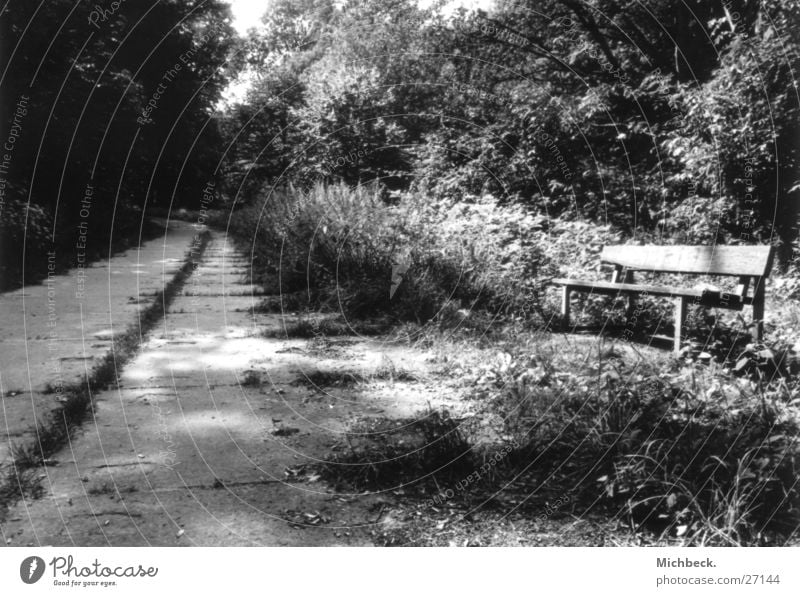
[0,193,52,289]
[221,183,564,324]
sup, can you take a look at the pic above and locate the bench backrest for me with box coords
[601,245,774,278]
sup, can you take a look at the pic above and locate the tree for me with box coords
[0,0,236,286]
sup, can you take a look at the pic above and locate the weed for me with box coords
[263,315,389,339]
[87,482,115,496]
[222,183,553,324]
[319,409,474,491]
[292,369,367,389]
[293,361,418,392]
[374,357,418,382]
[475,334,800,545]
[240,370,262,387]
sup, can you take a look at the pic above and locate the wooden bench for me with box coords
[552,245,775,353]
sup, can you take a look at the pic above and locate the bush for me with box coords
[221,183,563,324]
[0,192,53,290]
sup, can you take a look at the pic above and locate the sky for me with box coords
[227,0,269,35]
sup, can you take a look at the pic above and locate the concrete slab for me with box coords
[0,221,201,465]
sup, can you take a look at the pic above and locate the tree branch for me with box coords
[559,0,621,72]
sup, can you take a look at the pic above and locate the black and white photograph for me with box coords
[0,0,799,591]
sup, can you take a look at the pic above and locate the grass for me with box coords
[263,316,352,338]
[312,326,797,546]
[429,330,800,545]
[293,369,368,389]
[294,319,797,546]
[319,409,475,491]
[255,291,310,314]
[0,232,211,516]
[374,357,419,382]
[263,314,391,339]
[219,183,553,325]
[292,354,420,391]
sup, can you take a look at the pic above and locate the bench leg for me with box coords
[561,285,571,331]
[626,294,636,319]
[623,271,635,318]
[673,296,688,354]
[752,287,765,342]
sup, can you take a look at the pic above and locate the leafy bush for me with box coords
[533,219,624,321]
[0,193,53,290]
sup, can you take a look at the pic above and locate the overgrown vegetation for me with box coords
[223,0,798,244]
[458,334,799,545]
[219,182,571,324]
[320,409,475,491]
[294,362,418,391]
[313,330,798,545]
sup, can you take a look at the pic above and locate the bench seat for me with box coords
[551,279,746,310]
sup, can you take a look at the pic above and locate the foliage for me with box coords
[220,0,800,261]
[222,182,568,323]
[0,0,236,285]
[0,194,52,287]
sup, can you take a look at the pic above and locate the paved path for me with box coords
[0,231,455,546]
[0,220,201,466]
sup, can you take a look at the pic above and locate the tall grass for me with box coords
[219,182,556,323]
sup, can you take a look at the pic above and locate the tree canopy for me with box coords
[221,0,799,257]
[1,0,236,283]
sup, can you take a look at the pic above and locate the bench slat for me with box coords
[601,245,773,277]
[551,278,746,309]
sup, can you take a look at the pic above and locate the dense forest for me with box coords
[226,0,800,236]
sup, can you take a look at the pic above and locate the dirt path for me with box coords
[0,231,465,546]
